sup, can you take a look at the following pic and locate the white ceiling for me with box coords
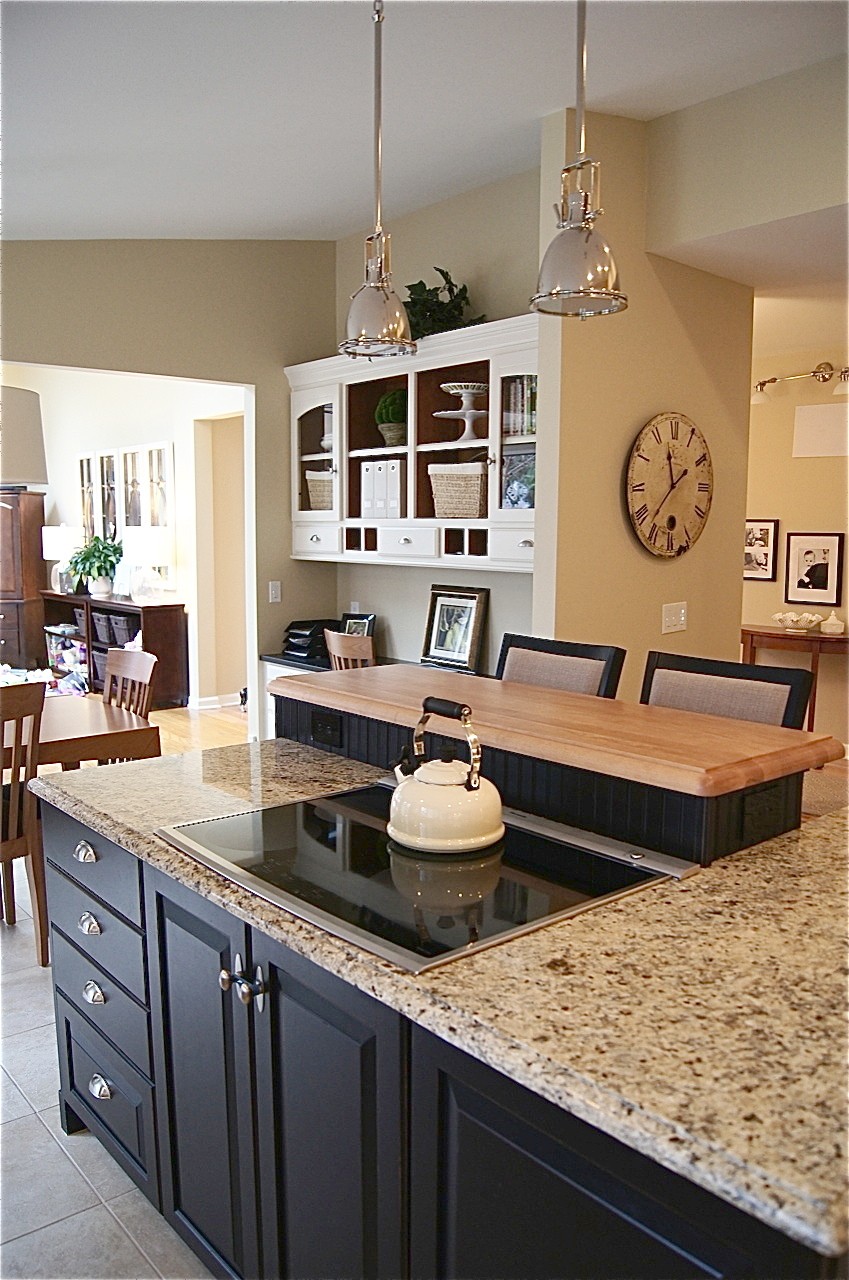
[2,0,847,294]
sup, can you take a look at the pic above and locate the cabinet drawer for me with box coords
[42,807,142,926]
[488,527,535,565]
[55,993,158,1204]
[52,930,150,1077]
[293,523,342,556]
[46,865,146,1002]
[376,525,439,559]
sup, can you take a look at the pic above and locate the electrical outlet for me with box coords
[662,601,687,634]
[268,580,281,604]
[350,600,360,613]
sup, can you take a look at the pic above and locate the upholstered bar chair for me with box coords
[1,681,49,966]
[324,629,376,671]
[495,634,626,698]
[639,651,812,729]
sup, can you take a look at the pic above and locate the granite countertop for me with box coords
[31,740,848,1258]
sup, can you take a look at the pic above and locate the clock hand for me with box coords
[667,447,675,486]
[651,468,689,520]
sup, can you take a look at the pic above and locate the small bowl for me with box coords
[772,611,823,633]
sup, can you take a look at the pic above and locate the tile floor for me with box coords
[1,862,213,1280]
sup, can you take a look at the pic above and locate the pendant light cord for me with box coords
[373,0,384,237]
[575,0,587,162]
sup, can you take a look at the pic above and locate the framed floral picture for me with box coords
[421,585,489,673]
[784,532,844,607]
[743,519,778,580]
[342,612,376,636]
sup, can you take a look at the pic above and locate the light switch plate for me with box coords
[268,580,282,604]
[662,601,687,633]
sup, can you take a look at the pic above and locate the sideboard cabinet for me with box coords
[286,315,538,572]
[42,590,189,707]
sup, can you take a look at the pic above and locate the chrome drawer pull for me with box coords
[309,534,321,543]
[78,912,102,936]
[518,539,534,548]
[399,536,412,545]
[88,1074,112,1101]
[73,841,98,864]
[83,980,106,1006]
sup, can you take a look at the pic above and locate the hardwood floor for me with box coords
[149,704,249,755]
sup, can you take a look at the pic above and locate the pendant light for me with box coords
[340,0,415,358]
[530,0,627,319]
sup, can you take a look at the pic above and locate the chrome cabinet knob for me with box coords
[78,911,102,936]
[88,1074,112,1101]
[218,954,265,1012]
[83,980,106,1006]
[73,841,98,863]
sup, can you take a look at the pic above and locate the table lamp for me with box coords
[41,524,85,591]
[121,524,174,603]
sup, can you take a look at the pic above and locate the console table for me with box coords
[741,624,848,732]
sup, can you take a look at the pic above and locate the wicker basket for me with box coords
[428,462,488,519]
[91,611,112,643]
[305,469,333,512]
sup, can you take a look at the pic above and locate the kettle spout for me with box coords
[391,745,415,784]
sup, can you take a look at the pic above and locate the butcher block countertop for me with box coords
[268,664,843,797]
[32,741,847,1258]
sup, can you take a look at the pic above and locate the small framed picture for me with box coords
[743,519,779,580]
[784,532,844,607]
[342,612,376,637]
[421,585,489,673]
[501,450,535,510]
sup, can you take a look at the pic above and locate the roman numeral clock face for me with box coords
[626,413,713,557]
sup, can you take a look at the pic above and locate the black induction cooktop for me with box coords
[156,784,694,973]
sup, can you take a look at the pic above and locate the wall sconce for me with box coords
[751,361,848,404]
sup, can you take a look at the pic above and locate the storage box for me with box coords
[91,611,112,643]
[91,649,109,684]
[428,462,488,518]
[305,469,333,512]
[73,608,86,634]
[110,615,133,645]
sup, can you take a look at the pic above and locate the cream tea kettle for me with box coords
[387,698,504,853]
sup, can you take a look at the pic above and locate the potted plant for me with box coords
[68,535,123,599]
[404,267,485,340]
[375,388,408,446]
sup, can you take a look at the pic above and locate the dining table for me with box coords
[2,691,161,770]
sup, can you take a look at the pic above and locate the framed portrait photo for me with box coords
[421,585,489,673]
[342,612,376,636]
[784,532,844,607]
[743,518,779,581]
[501,450,535,510]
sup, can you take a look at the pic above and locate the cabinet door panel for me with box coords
[253,936,406,1280]
[145,867,258,1280]
[410,1027,821,1280]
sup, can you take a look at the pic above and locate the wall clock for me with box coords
[626,412,713,557]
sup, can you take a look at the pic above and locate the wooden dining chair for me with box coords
[324,629,376,671]
[495,634,626,698]
[102,647,159,718]
[639,650,812,729]
[1,682,49,966]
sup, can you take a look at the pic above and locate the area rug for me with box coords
[802,766,849,818]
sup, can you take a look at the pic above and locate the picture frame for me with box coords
[743,518,779,581]
[784,532,844,607]
[501,449,535,510]
[342,612,376,637]
[421,585,489,673]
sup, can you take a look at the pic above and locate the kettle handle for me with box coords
[412,700,481,791]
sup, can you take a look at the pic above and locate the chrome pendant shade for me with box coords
[340,1,415,358]
[531,0,627,320]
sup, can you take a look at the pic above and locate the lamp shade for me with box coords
[341,278,415,358]
[0,386,48,486]
[41,524,84,563]
[121,523,173,567]
[531,221,627,318]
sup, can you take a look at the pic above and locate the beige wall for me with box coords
[212,416,247,699]
[336,168,540,344]
[744,341,848,742]
[536,109,755,702]
[1,240,341,672]
[647,58,847,252]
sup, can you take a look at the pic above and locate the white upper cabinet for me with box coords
[286,315,538,572]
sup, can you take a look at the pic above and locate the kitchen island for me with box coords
[269,664,844,862]
[32,741,847,1279]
